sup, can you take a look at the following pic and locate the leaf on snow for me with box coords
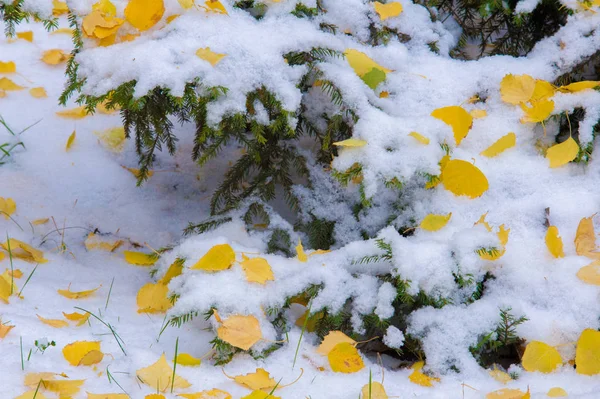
[177,390,232,399]
[124,250,158,266]
[431,106,473,146]
[136,353,191,392]
[37,314,69,328]
[125,0,165,31]
[408,132,430,145]
[137,282,173,313]
[480,133,516,158]
[328,342,365,373]
[41,49,70,65]
[545,226,565,258]
[546,137,579,168]
[408,361,439,387]
[191,244,236,271]
[62,341,103,366]
[441,159,488,198]
[217,314,262,350]
[576,328,600,375]
[240,255,274,284]
[500,74,536,105]
[58,285,100,299]
[196,47,226,66]
[520,99,554,124]
[521,341,562,373]
[233,368,276,391]
[373,1,403,20]
[420,213,452,232]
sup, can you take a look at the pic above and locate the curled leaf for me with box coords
[431,106,473,146]
[480,133,516,158]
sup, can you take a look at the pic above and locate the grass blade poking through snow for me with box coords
[171,337,179,393]
[18,263,39,297]
[6,234,13,294]
[75,307,127,355]
[105,277,115,311]
[293,302,312,370]
[106,366,130,396]
[20,336,24,370]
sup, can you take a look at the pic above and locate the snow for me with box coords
[1,0,600,398]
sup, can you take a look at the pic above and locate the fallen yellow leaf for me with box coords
[37,314,69,328]
[191,244,236,271]
[125,0,165,31]
[546,137,579,168]
[124,250,158,266]
[480,133,516,158]
[217,314,262,350]
[58,286,100,299]
[373,1,403,20]
[196,47,227,66]
[431,106,473,146]
[137,353,191,392]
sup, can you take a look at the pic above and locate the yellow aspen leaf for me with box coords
[122,166,155,179]
[379,91,389,98]
[295,309,324,332]
[0,322,14,338]
[58,286,100,299]
[30,87,47,98]
[24,372,62,387]
[217,314,262,350]
[558,81,600,93]
[0,89,5,98]
[575,216,600,258]
[521,341,562,373]
[486,389,528,399]
[166,14,181,23]
[88,394,129,399]
[51,28,74,35]
[547,387,568,397]
[2,238,48,263]
[65,131,76,151]
[83,11,124,39]
[93,0,117,16]
[360,381,388,398]
[0,61,16,73]
[95,127,126,152]
[8,269,22,278]
[480,133,516,158]
[420,213,452,231]
[441,159,488,198]
[241,392,281,399]
[63,341,102,366]
[373,1,403,20]
[15,391,49,399]
[203,0,229,14]
[489,367,512,384]
[0,197,16,219]
[577,260,600,285]
[470,109,487,119]
[56,106,88,119]
[41,49,69,65]
[408,361,439,387]
[545,226,564,258]
[41,379,85,396]
[84,233,123,252]
[520,99,554,123]
[178,389,232,399]
[178,0,195,9]
[332,138,367,147]
[63,311,91,326]
[191,244,236,271]
[196,47,227,66]
[500,74,536,104]
[32,218,49,225]
[159,259,184,285]
[79,349,104,366]
[137,282,173,313]
[344,49,392,77]
[531,80,555,102]
[120,33,141,42]
[328,342,364,373]
[233,368,276,390]
[53,0,69,16]
[125,0,165,31]
[16,31,33,42]
[240,255,274,284]
[576,329,600,375]
[431,106,473,145]
[137,353,191,392]
[37,314,69,328]
[408,132,430,145]
[0,77,24,91]
[296,239,308,262]
[176,353,201,366]
[124,250,158,266]
[0,275,10,303]
[546,137,579,168]
[146,395,166,399]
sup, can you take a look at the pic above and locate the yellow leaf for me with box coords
[240,256,274,284]
[30,87,47,98]
[191,244,236,271]
[0,197,16,219]
[240,392,281,399]
[137,353,191,392]
[41,49,69,65]
[137,282,173,313]
[15,391,49,399]
[531,80,555,102]
[58,286,100,299]
[83,10,124,39]
[577,260,600,285]
[37,314,69,328]
[408,361,439,387]
[51,28,74,35]
[88,394,129,399]
[575,216,600,258]
[2,238,48,263]
[332,138,367,147]
[84,233,123,252]
[203,0,228,14]
[120,33,141,42]
[431,106,473,146]
[178,390,232,399]
[0,89,5,98]
[558,81,600,93]
[63,311,91,326]
[470,109,487,119]
[521,341,562,373]
[328,342,365,373]
[178,0,195,9]
[122,166,155,179]
[233,368,276,390]
[0,322,15,338]
[344,49,392,77]
[379,91,389,98]
[360,381,388,399]
[295,309,324,332]
[489,367,512,384]
[176,353,202,366]
[159,259,184,285]
[545,226,564,258]
[79,349,104,365]
[196,47,226,66]
[420,213,452,232]
[166,14,181,23]
[0,61,16,73]
[500,74,536,105]
[0,77,24,91]
[56,106,88,119]
[124,250,158,266]
[8,269,22,278]
[63,341,102,366]
[441,159,489,198]
[93,0,117,16]
[576,329,600,375]
[53,0,69,16]
[373,1,403,20]
[95,127,126,152]
[480,133,516,158]
[520,99,554,124]
[296,239,308,262]
[486,389,528,399]
[408,132,430,145]
[547,387,568,397]
[66,131,76,151]
[217,314,262,350]
[16,31,33,42]
[24,372,62,387]
[546,137,579,168]
[32,218,50,225]
[125,0,165,31]
[0,275,10,304]
[42,379,85,396]
[146,395,166,399]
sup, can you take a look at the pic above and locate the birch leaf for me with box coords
[233,368,276,390]
[56,106,88,119]
[441,159,489,198]
[191,244,235,271]
[62,341,102,366]
[0,322,15,338]
[547,387,568,397]
[30,87,47,98]
[521,341,562,373]
[408,361,439,387]
[360,381,388,399]
[1,238,47,263]
[545,226,565,258]
[431,106,473,145]
[241,392,281,399]
[41,49,69,65]
[95,127,126,151]
[575,216,600,258]
[16,31,33,42]
[317,331,356,355]
[176,353,202,366]
[328,342,365,373]
[178,390,232,399]
[520,99,554,123]
[531,80,555,101]
[137,282,173,313]
[344,49,392,77]
[203,0,228,14]
[296,239,308,262]
[480,133,516,158]
[420,213,452,231]
[558,81,600,93]
[217,315,262,350]
[500,74,536,105]
[546,137,579,168]
[486,389,528,399]
[178,0,195,9]
[137,354,191,392]
[0,197,16,219]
